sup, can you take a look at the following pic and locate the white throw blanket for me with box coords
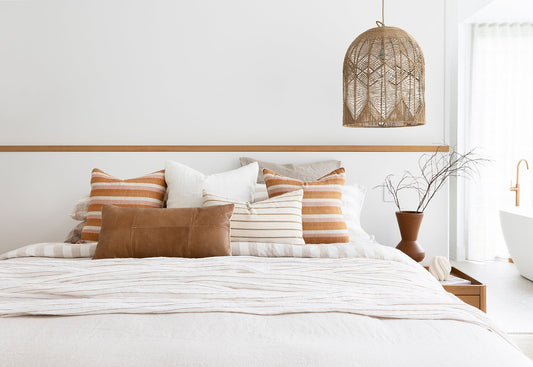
[0,243,504,340]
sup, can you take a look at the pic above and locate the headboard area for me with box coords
[0,145,449,264]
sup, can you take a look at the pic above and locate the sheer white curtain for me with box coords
[466,23,533,261]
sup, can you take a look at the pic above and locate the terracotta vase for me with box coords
[395,211,425,262]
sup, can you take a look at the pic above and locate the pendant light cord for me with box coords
[382,0,385,25]
[376,0,385,27]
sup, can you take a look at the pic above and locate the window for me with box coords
[465,23,533,260]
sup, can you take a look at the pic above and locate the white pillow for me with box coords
[254,183,373,242]
[165,161,259,208]
[253,183,269,202]
[342,184,374,241]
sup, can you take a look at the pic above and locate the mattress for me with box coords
[0,242,531,367]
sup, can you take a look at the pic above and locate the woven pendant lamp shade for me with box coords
[343,25,425,128]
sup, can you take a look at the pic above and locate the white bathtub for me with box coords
[500,209,533,281]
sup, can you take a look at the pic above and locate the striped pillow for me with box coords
[81,169,167,242]
[0,243,97,260]
[202,189,305,245]
[263,168,349,244]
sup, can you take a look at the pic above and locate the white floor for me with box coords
[452,260,533,359]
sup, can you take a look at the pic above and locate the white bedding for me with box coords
[0,243,531,366]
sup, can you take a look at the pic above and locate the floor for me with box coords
[452,260,533,360]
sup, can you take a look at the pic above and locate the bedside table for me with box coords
[426,266,487,312]
[442,267,486,312]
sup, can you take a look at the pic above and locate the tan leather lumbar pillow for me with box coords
[93,204,234,259]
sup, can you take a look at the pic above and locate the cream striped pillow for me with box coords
[202,189,305,245]
[0,243,97,260]
[81,169,167,242]
[263,168,349,244]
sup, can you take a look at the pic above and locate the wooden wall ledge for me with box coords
[0,145,450,152]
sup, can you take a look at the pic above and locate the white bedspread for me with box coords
[0,243,531,366]
[0,245,493,325]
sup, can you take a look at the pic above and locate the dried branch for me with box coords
[378,148,489,213]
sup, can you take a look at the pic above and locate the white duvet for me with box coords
[0,242,531,367]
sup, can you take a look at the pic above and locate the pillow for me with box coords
[253,183,373,241]
[240,157,342,183]
[253,183,269,202]
[70,195,91,221]
[203,189,305,245]
[165,161,258,208]
[92,204,234,259]
[65,222,85,243]
[263,168,349,244]
[81,169,167,242]
[231,242,378,258]
[342,184,373,241]
[0,242,97,260]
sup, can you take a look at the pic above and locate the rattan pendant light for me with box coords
[343,0,425,128]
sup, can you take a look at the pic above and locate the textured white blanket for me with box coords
[1,243,529,366]
[0,243,501,338]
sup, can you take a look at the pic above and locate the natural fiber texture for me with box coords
[343,25,425,127]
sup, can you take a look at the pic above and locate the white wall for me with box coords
[0,0,445,145]
[0,0,449,262]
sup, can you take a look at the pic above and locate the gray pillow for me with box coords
[65,222,85,244]
[240,157,342,184]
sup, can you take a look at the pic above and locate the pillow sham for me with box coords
[65,222,85,243]
[0,240,385,261]
[203,189,305,245]
[253,183,269,202]
[0,242,97,260]
[230,241,379,258]
[93,204,234,259]
[165,161,258,208]
[240,157,342,184]
[263,168,349,244]
[342,184,373,241]
[81,169,167,242]
[70,195,91,221]
[254,183,373,241]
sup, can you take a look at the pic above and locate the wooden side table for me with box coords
[443,267,486,312]
[426,266,487,312]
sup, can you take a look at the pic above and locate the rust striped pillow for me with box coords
[263,168,349,244]
[80,169,167,242]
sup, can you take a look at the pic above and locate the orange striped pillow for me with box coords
[263,168,349,244]
[81,169,167,242]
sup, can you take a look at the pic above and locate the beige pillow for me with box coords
[203,189,305,245]
[240,157,341,184]
[70,195,91,221]
[64,222,85,243]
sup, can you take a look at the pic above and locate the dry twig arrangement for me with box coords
[381,148,488,212]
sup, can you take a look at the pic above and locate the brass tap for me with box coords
[510,159,530,206]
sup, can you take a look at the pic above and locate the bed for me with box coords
[0,150,531,366]
[1,241,531,367]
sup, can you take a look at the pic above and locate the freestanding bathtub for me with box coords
[500,209,533,281]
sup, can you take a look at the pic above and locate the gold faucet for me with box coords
[510,159,530,206]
